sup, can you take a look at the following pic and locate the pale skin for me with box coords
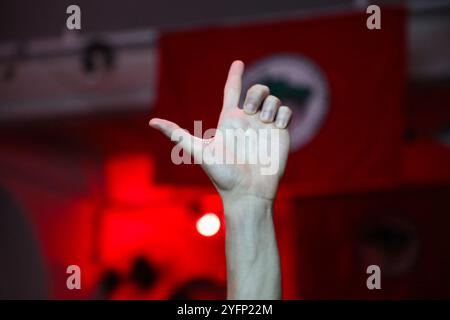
[149,60,293,299]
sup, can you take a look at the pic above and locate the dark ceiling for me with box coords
[1,0,363,42]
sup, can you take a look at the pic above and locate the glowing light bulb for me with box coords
[196,213,221,237]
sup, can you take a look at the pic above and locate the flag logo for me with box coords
[242,54,329,151]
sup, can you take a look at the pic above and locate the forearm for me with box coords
[223,196,281,300]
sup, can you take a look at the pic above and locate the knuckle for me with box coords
[267,95,281,105]
[280,105,292,114]
[249,84,270,96]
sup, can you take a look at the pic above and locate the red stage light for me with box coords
[196,213,221,237]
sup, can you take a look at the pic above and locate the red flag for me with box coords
[292,186,450,299]
[403,83,450,185]
[152,8,406,195]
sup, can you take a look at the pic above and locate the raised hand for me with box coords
[150,60,293,299]
[149,60,293,202]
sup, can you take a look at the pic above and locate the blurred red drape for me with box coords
[152,7,406,195]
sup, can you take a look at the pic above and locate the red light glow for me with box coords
[196,213,221,237]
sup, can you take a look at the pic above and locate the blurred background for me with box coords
[0,0,449,299]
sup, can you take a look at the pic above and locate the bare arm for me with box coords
[149,61,292,300]
[224,196,280,299]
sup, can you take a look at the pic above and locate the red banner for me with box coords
[152,8,406,195]
[403,83,450,185]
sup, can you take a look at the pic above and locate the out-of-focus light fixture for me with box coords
[196,213,221,237]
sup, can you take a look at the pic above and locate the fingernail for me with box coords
[261,110,272,121]
[244,103,256,113]
[276,118,287,128]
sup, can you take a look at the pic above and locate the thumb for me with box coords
[149,118,203,162]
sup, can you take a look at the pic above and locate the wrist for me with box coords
[222,194,274,223]
[222,193,280,300]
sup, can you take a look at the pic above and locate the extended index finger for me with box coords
[222,60,244,110]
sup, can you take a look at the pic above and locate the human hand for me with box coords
[149,60,293,204]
